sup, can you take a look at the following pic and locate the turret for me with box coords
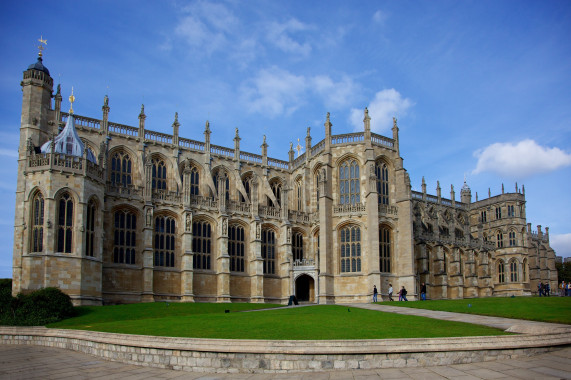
[461,178,471,204]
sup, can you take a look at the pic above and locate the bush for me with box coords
[0,286,75,326]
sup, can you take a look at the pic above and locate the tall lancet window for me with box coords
[339,159,360,204]
[152,158,167,190]
[154,215,176,267]
[261,228,276,274]
[189,165,200,195]
[110,151,132,187]
[57,192,73,253]
[85,199,96,257]
[30,192,44,252]
[375,162,389,205]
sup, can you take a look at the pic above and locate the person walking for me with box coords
[546,283,550,296]
[388,284,394,301]
[560,281,565,297]
[538,282,543,296]
[401,286,408,301]
[420,282,427,301]
[372,285,378,302]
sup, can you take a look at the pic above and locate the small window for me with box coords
[507,205,515,217]
[497,231,504,248]
[495,207,502,220]
[480,210,487,223]
[510,259,518,282]
[498,261,505,283]
[509,231,516,247]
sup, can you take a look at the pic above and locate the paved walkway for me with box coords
[1,344,570,379]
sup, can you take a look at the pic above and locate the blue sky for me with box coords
[0,0,570,278]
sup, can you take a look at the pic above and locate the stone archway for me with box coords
[295,274,315,303]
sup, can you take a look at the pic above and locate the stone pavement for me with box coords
[1,344,570,379]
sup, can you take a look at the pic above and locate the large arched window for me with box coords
[293,232,304,262]
[496,231,504,248]
[315,172,320,211]
[229,225,245,272]
[375,162,389,205]
[340,225,361,273]
[189,165,199,195]
[192,220,211,270]
[213,171,230,201]
[379,226,391,273]
[110,151,132,187]
[154,215,176,267]
[508,231,516,247]
[152,158,167,190]
[85,199,96,257]
[262,228,276,274]
[57,192,73,253]
[498,260,505,283]
[510,259,518,282]
[339,159,360,204]
[113,210,136,264]
[30,192,44,253]
[270,181,282,207]
[295,179,303,210]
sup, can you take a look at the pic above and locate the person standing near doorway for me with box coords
[373,285,378,302]
[420,282,427,301]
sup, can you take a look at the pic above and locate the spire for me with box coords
[68,87,75,114]
[363,107,371,132]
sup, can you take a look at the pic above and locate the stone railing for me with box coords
[371,133,395,148]
[190,195,218,210]
[62,113,101,129]
[530,231,548,243]
[288,210,310,224]
[331,132,364,145]
[292,152,306,169]
[227,201,251,214]
[178,137,205,151]
[210,144,234,158]
[259,205,281,219]
[268,158,289,170]
[240,151,263,164]
[145,130,172,144]
[109,122,138,136]
[379,204,398,216]
[311,139,325,156]
[152,189,181,203]
[27,153,104,181]
[106,184,143,198]
[333,202,366,215]
[293,258,315,267]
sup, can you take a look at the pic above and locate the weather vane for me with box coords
[37,35,47,57]
[69,87,75,114]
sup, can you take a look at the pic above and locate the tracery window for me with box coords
[340,225,361,273]
[339,159,360,205]
[510,259,518,282]
[57,192,73,253]
[497,231,504,248]
[270,181,282,207]
[152,158,167,190]
[85,200,96,257]
[379,226,391,273]
[507,205,515,217]
[192,221,211,270]
[189,165,199,195]
[113,210,136,264]
[213,172,230,202]
[495,207,502,220]
[498,261,505,283]
[261,228,276,274]
[154,216,175,267]
[229,225,245,272]
[110,151,132,187]
[375,162,389,205]
[508,231,516,247]
[293,232,304,262]
[295,179,303,210]
[315,172,320,210]
[30,192,44,253]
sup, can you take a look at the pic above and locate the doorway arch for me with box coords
[295,274,315,303]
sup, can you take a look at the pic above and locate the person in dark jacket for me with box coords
[401,286,408,301]
[420,283,427,301]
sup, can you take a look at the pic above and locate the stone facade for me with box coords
[12,55,558,305]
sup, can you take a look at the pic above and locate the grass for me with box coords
[47,303,510,339]
[386,296,571,324]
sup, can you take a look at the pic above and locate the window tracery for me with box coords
[30,192,44,253]
[113,209,136,264]
[57,192,73,253]
[192,221,211,270]
[340,225,361,273]
[154,215,175,267]
[339,159,360,205]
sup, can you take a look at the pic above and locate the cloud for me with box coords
[472,139,571,178]
[373,10,387,24]
[241,69,359,117]
[240,67,307,117]
[551,233,571,258]
[349,89,413,132]
[0,149,17,158]
[312,75,359,109]
[267,18,313,57]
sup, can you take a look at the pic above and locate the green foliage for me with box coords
[0,287,74,326]
[0,279,12,289]
[389,296,571,324]
[556,262,571,283]
[48,303,509,339]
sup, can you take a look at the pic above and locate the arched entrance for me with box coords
[295,274,315,303]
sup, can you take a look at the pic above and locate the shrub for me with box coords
[0,287,75,326]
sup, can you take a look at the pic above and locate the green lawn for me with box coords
[47,303,510,339]
[386,297,571,324]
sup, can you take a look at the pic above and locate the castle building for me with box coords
[12,52,558,305]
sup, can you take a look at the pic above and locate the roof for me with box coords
[40,114,97,163]
[27,57,50,75]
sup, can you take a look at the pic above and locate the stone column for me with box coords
[318,166,334,304]
[180,211,194,302]
[216,215,230,302]
[281,223,293,302]
[249,219,264,302]
[141,205,154,302]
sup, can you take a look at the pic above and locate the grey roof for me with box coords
[27,57,50,75]
[40,114,97,163]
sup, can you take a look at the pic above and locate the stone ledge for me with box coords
[1,326,570,373]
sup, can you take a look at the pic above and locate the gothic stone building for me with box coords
[12,55,558,305]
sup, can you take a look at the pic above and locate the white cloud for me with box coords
[349,89,413,132]
[0,149,17,158]
[373,10,387,24]
[551,233,571,258]
[267,19,313,57]
[312,75,359,109]
[240,67,307,117]
[472,139,571,178]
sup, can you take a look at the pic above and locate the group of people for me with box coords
[373,283,428,302]
[538,282,551,296]
[560,281,571,296]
